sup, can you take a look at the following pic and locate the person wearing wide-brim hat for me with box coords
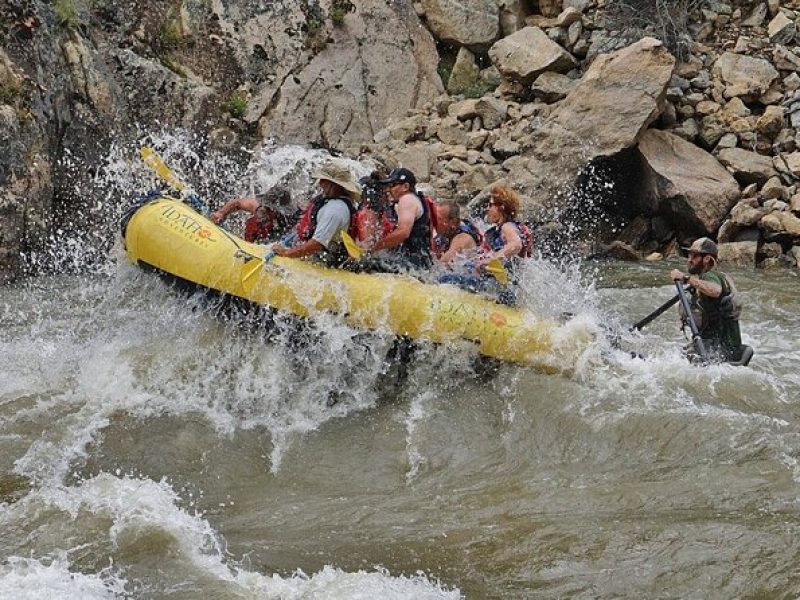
[669,237,750,365]
[272,160,361,265]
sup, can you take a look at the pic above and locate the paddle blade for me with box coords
[140,146,187,193]
[484,258,509,285]
[341,231,363,260]
[241,257,263,283]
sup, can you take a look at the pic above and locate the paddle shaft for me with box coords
[629,293,680,331]
[674,280,710,361]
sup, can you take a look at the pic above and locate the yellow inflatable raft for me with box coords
[123,198,593,372]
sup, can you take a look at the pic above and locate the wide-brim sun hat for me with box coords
[313,161,362,199]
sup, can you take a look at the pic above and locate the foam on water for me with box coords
[1,473,459,598]
[0,555,126,600]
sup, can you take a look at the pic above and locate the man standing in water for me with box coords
[669,237,749,364]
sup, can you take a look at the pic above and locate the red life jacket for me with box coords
[243,216,272,243]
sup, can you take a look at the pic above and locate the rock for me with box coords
[602,240,639,261]
[567,20,582,48]
[712,52,779,100]
[419,0,499,46]
[490,136,521,158]
[674,118,700,142]
[718,241,757,266]
[436,117,469,145]
[717,147,778,185]
[741,3,767,26]
[645,252,663,261]
[768,12,796,44]
[389,143,438,182]
[447,47,481,95]
[458,164,497,191]
[489,27,578,84]
[386,114,429,142]
[785,72,800,91]
[538,0,563,18]
[789,245,800,264]
[725,97,751,117]
[466,130,489,150]
[521,38,675,208]
[765,211,800,235]
[637,129,740,234]
[782,151,800,176]
[474,97,508,129]
[756,105,786,138]
[62,35,115,113]
[556,7,582,27]
[563,0,591,11]
[207,127,238,150]
[761,176,786,199]
[531,71,576,102]
[730,199,768,225]
[760,241,784,259]
[773,45,800,71]
[449,98,479,120]
[792,193,800,212]
[696,100,721,116]
[717,132,738,149]
[254,1,443,148]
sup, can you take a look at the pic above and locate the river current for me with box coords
[2,142,800,598]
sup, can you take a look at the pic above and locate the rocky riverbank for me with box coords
[2,0,800,281]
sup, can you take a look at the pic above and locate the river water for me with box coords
[2,142,800,598]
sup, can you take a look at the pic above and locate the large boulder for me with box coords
[488,26,577,83]
[521,38,675,207]
[718,241,758,266]
[419,0,499,47]
[637,129,741,234]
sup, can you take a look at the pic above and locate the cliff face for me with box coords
[0,0,442,281]
[2,0,800,281]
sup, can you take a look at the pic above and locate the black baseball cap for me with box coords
[379,168,416,188]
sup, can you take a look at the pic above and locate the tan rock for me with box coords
[730,200,768,226]
[531,71,576,102]
[538,0,563,18]
[717,147,778,185]
[437,117,469,145]
[756,105,786,138]
[718,241,757,266]
[761,176,786,200]
[637,129,740,234]
[556,7,582,27]
[488,26,577,84]
[791,193,800,212]
[712,52,779,100]
[419,0,499,46]
[474,97,508,129]
[783,151,800,176]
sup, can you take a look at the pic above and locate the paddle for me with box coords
[139,146,207,214]
[629,293,680,331]
[484,258,508,285]
[241,250,275,283]
[341,231,363,260]
[674,279,710,363]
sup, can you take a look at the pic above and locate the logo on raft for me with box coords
[428,297,511,333]
[158,204,218,244]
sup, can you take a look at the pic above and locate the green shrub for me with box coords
[226,91,247,118]
[160,57,187,77]
[437,62,453,87]
[331,0,355,26]
[160,20,186,50]
[54,0,79,28]
[0,81,24,105]
[462,80,497,99]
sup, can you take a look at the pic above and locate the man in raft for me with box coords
[361,168,435,272]
[210,187,293,243]
[433,199,481,264]
[271,161,361,266]
[669,237,752,365]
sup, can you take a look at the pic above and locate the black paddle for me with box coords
[629,293,680,331]
[674,279,710,363]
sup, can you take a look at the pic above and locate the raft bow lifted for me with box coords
[122,197,593,373]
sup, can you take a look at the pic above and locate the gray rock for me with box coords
[741,3,768,27]
[447,47,481,95]
[761,176,787,199]
[730,200,768,226]
[474,97,508,129]
[768,12,796,44]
